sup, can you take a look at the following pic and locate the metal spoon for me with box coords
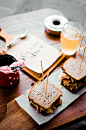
[4,30,28,52]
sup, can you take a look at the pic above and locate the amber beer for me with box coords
[60,22,83,55]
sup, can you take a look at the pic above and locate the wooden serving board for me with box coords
[0,29,65,81]
[0,93,86,130]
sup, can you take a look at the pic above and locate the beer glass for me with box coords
[60,22,85,55]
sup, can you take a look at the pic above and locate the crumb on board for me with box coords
[60,85,63,89]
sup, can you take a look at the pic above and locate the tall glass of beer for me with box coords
[60,22,83,55]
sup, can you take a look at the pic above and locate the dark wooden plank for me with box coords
[0,93,86,130]
[0,100,38,130]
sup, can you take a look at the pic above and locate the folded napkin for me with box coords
[0,61,25,73]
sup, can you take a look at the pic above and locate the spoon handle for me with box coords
[3,30,28,52]
[3,35,20,52]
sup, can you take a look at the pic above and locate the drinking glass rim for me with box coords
[62,21,83,37]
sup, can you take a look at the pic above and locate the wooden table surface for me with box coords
[0,8,86,130]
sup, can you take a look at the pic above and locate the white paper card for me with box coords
[6,33,62,74]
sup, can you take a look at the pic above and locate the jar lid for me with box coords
[44,15,68,36]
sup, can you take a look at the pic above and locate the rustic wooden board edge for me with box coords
[0,93,86,130]
[0,99,38,130]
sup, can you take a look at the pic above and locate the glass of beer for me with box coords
[60,22,83,55]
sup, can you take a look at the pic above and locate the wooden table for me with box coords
[0,8,86,130]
